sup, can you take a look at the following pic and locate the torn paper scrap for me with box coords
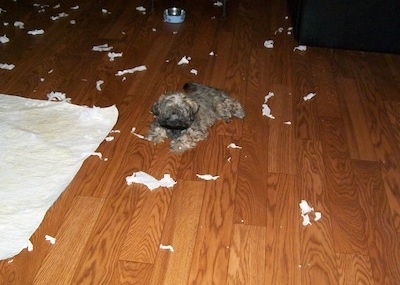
[105,136,114,142]
[227,143,242,149]
[314,212,322,221]
[45,235,56,244]
[70,5,79,10]
[214,1,223,6]
[283,121,292,125]
[28,29,45,35]
[0,34,9,43]
[126,171,176,190]
[274,27,284,35]
[131,127,146,139]
[264,40,274,49]
[92,43,113,52]
[50,12,69,20]
[136,6,146,12]
[299,200,314,214]
[301,213,312,226]
[160,244,174,252]
[14,21,24,29]
[196,174,219,181]
[115,65,147,76]
[190,69,198,75]
[293,45,307,51]
[47,91,71,102]
[262,91,275,119]
[209,51,215,56]
[108,51,123,61]
[303,92,316,101]
[102,9,111,14]
[26,240,33,252]
[96,80,104,91]
[0,63,15,70]
[177,56,191,65]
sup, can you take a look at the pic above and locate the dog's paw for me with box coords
[170,139,194,152]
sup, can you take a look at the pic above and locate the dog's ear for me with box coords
[185,98,199,118]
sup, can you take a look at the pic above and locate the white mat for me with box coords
[0,94,118,260]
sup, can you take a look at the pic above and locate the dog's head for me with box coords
[151,92,199,139]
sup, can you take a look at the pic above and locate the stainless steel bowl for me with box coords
[163,7,186,23]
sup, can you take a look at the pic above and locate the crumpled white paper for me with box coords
[126,171,177,190]
[293,45,307,51]
[0,94,118,260]
[27,29,45,35]
[0,63,15,70]
[262,92,275,119]
[160,244,174,252]
[115,65,147,76]
[177,56,191,65]
[299,200,322,226]
[196,174,219,180]
[264,40,274,49]
[0,34,10,43]
[303,92,316,101]
[108,51,123,61]
[227,143,242,149]
[47,91,71,102]
[92,43,113,52]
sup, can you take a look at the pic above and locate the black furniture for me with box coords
[288,0,400,54]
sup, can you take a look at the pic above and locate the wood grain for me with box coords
[1,0,400,284]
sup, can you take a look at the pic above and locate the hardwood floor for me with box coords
[1,0,400,284]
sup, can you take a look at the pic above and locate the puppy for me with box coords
[146,82,245,152]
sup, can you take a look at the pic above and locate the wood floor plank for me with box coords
[265,173,301,285]
[227,224,266,285]
[352,159,400,283]
[233,48,269,226]
[33,196,104,285]
[149,181,206,285]
[2,0,400,284]
[320,117,369,255]
[336,77,376,161]
[297,140,339,284]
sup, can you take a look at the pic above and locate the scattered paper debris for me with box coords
[264,40,274,49]
[105,136,114,142]
[190,69,198,75]
[262,92,275,119]
[0,34,9,43]
[136,6,146,12]
[108,51,123,61]
[299,200,322,226]
[14,21,24,29]
[102,9,111,14]
[47,91,71,102]
[70,20,76,25]
[177,56,191,65]
[96,80,104,91]
[283,121,292,125]
[196,174,219,181]
[70,5,79,10]
[209,51,215,56]
[0,63,15,70]
[160,244,174,252]
[126,171,177,190]
[303,92,316,101]
[293,45,307,51]
[274,27,284,35]
[227,143,242,149]
[45,235,56,244]
[28,29,45,35]
[85,152,103,159]
[26,240,33,252]
[115,65,147,76]
[50,12,69,20]
[214,1,223,6]
[131,127,146,139]
[92,43,113,52]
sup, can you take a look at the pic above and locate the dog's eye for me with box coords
[151,102,160,115]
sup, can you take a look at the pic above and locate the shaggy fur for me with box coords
[146,82,245,152]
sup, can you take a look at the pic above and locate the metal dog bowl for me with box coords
[163,7,186,23]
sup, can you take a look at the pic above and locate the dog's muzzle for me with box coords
[159,114,192,139]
